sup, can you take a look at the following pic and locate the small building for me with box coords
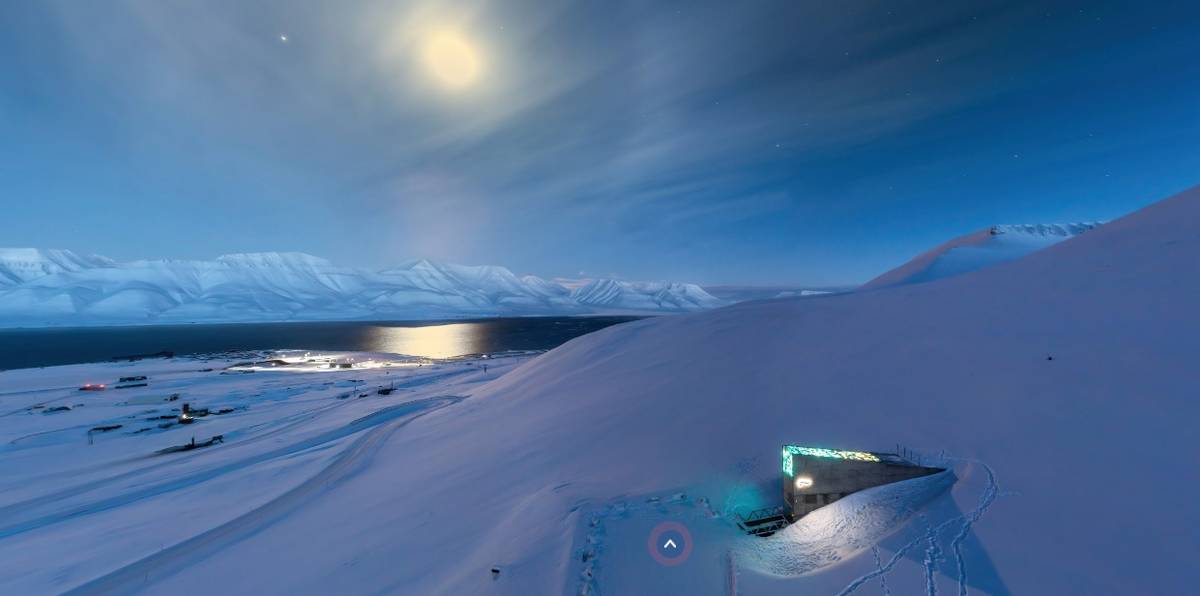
[781,445,944,521]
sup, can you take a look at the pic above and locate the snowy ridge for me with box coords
[0,251,723,326]
[0,248,115,287]
[862,221,1102,289]
[570,278,724,311]
[703,285,844,303]
[988,223,1100,238]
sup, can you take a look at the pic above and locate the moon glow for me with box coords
[422,30,481,90]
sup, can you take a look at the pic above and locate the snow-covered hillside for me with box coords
[0,252,722,327]
[311,188,1186,594]
[0,187,1193,595]
[862,222,1102,289]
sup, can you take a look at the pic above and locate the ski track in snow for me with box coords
[870,546,891,595]
[835,457,1002,596]
[949,460,999,596]
[922,515,940,596]
[63,395,460,595]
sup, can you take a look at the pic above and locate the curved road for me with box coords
[0,396,461,540]
[65,395,461,595]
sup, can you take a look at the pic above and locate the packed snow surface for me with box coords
[0,187,1196,595]
[0,253,722,327]
[862,222,1103,289]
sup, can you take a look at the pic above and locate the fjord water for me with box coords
[0,316,642,370]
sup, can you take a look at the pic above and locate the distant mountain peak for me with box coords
[988,222,1103,238]
[863,221,1104,290]
[216,252,334,267]
[0,248,116,287]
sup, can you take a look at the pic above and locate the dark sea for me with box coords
[0,316,643,370]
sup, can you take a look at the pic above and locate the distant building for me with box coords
[781,445,944,521]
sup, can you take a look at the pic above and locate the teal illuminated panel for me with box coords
[782,445,881,468]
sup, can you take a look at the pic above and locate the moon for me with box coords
[421,30,481,90]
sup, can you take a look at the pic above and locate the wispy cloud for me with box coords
[6,1,1190,284]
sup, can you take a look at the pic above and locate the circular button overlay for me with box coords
[647,521,694,566]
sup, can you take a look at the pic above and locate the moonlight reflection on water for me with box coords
[368,322,483,359]
[0,316,644,369]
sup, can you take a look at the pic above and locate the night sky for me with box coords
[2,1,1198,285]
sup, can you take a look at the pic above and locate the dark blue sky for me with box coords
[2,1,1198,285]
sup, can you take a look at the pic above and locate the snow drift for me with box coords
[0,252,722,327]
[862,222,1102,289]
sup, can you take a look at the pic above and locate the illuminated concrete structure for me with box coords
[781,445,945,521]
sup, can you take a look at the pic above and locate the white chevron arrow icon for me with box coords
[663,539,678,549]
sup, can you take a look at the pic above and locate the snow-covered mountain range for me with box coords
[862,222,1103,289]
[0,221,1104,327]
[0,250,723,327]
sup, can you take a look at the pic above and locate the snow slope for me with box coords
[862,222,1102,289]
[131,186,1188,594]
[0,253,722,327]
[0,186,1194,595]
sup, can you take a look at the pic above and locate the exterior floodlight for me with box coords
[794,476,813,490]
